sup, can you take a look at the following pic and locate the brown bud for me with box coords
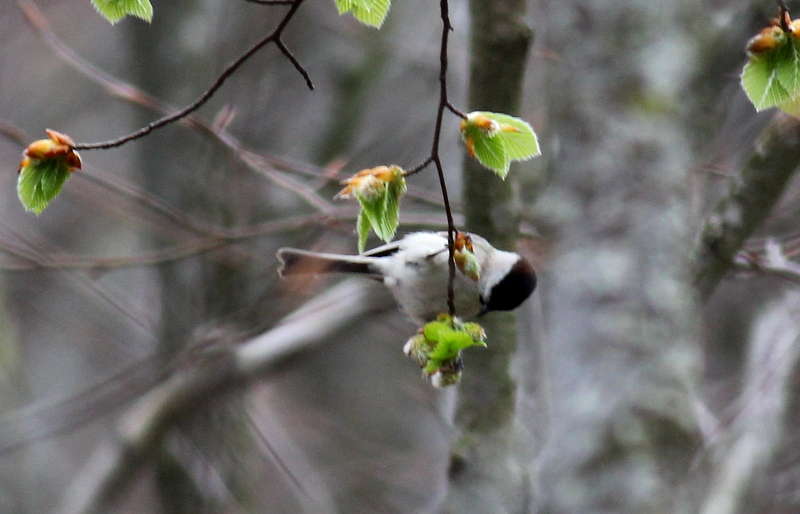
[45,129,75,147]
[65,150,82,171]
[24,139,57,160]
[746,26,782,54]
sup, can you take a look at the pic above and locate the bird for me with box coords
[276,231,536,324]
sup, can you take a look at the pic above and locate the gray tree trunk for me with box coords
[535,2,706,511]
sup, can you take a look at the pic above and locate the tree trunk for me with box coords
[445,0,533,512]
[536,1,706,511]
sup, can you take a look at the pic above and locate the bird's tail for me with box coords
[277,248,379,277]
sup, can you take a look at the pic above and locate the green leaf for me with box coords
[423,321,451,342]
[779,95,800,118]
[91,0,153,24]
[461,111,541,178]
[428,331,475,360]
[472,132,509,177]
[742,52,792,110]
[455,246,481,281]
[487,112,541,162]
[18,159,71,215]
[334,0,391,28]
[357,209,371,254]
[775,36,800,98]
[459,321,486,342]
[355,170,405,245]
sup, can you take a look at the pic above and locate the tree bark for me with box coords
[536,1,705,511]
[445,0,533,512]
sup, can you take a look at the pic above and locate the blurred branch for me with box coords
[733,238,800,285]
[57,280,395,514]
[0,214,326,271]
[693,113,800,300]
[0,118,28,146]
[701,294,800,514]
[0,210,462,272]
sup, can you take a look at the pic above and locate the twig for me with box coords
[63,0,308,150]
[275,39,314,90]
[0,118,28,146]
[404,156,433,177]
[432,0,458,315]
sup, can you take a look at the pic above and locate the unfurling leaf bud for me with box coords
[336,166,406,253]
[17,130,81,214]
[403,315,486,387]
[460,111,540,178]
[453,232,480,281]
[746,26,784,55]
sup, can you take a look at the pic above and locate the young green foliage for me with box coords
[17,130,81,215]
[335,165,406,253]
[741,16,800,116]
[334,0,391,28]
[18,159,72,215]
[91,0,153,24]
[460,111,540,178]
[403,314,487,387]
[453,231,480,281]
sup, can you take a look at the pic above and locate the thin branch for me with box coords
[0,210,462,272]
[61,0,308,150]
[0,118,28,146]
[404,156,433,177]
[445,102,467,119]
[275,39,314,90]
[0,214,330,272]
[432,0,458,315]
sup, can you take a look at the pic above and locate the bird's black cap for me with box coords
[482,257,536,313]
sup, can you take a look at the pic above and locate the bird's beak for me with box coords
[478,303,489,317]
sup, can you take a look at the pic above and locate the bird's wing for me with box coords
[363,241,403,258]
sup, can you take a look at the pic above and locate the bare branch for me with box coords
[275,39,314,90]
[0,118,28,146]
[431,0,458,315]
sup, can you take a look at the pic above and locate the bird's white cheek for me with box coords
[384,276,399,287]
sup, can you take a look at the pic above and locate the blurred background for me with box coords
[1,0,800,512]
